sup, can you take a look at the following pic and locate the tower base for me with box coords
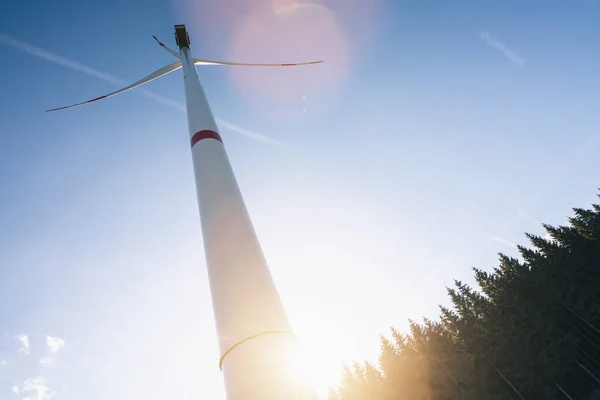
[221,333,317,400]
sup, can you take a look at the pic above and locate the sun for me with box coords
[289,316,358,398]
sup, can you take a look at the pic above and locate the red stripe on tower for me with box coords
[191,130,223,148]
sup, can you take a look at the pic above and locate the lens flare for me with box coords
[227,2,349,122]
[175,0,381,123]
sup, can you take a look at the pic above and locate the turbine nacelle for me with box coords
[174,24,191,49]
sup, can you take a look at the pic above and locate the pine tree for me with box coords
[331,193,600,400]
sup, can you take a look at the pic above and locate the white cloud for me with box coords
[11,385,20,395]
[38,357,52,366]
[21,377,55,400]
[0,33,282,145]
[480,31,525,69]
[0,359,6,366]
[45,336,65,355]
[17,334,30,355]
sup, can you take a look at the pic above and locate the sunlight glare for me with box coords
[291,315,358,397]
[226,1,349,122]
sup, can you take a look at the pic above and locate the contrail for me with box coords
[482,233,518,249]
[215,118,284,146]
[480,32,525,69]
[0,33,283,145]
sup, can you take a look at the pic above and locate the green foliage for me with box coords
[331,193,600,400]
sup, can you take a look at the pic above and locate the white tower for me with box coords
[48,24,322,400]
[174,24,315,400]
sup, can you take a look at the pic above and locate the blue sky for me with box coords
[1,0,599,398]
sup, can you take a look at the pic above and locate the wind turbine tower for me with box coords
[48,24,322,399]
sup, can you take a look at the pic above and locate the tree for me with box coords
[331,193,600,400]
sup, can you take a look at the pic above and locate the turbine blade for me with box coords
[152,35,181,60]
[47,61,182,112]
[193,58,324,67]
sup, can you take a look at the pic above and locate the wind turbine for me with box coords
[48,24,322,399]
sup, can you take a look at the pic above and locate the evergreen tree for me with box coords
[331,193,600,400]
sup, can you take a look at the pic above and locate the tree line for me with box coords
[330,192,600,400]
